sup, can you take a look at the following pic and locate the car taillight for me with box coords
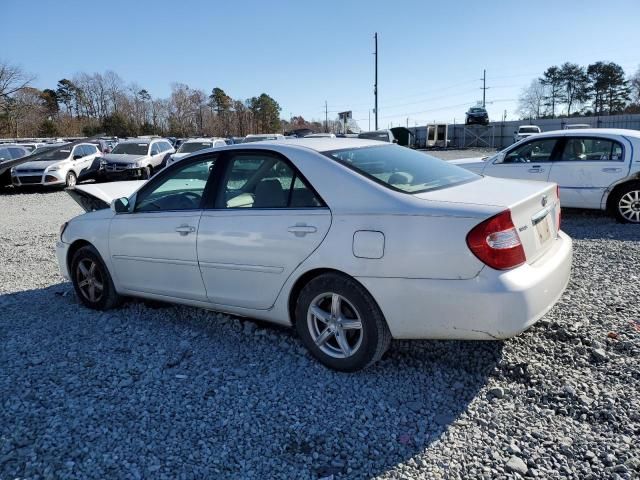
[556,184,561,231]
[466,210,526,270]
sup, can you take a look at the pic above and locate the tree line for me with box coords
[0,64,292,138]
[518,61,640,119]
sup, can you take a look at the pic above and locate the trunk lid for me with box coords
[414,176,560,264]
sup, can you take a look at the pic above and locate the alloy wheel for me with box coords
[307,292,363,358]
[618,190,640,223]
[76,259,104,303]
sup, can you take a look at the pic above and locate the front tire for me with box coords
[295,273,391,372]
[70,245,121,310]
[142,166,152,179]
[610,181,640,224]
[65,171,77,188]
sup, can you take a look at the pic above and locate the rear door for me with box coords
[483,137,561,182]
[547,135,629,209]
[197,150,331,309]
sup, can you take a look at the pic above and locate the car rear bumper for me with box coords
[56,241,70,280]
[357,231,572,340]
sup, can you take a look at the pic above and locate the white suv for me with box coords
[513,125,541,143]
[12,143,100,188]
[100,138,174,180]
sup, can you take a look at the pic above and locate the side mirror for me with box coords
[111,197,130,213]
[73,154,82,160]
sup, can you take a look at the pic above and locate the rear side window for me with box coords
[560,137,624,161]
[328,145,478,194]
[221,153,322,208]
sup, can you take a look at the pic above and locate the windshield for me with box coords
[470,108,485,113]
[519,127,539,133]
[32,146,58,155]
[178,142,212,153]
[0,148,11,161]
[328,145,479,193]
[111,143,149,155]
[36,148,71,161]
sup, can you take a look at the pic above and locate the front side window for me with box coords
[560,138,623,161]
[150,143,161,155]
[503,138,557,164]
[111,143,149,155]
[328,145,478,193]
[222,153,322,209]
[135,158,215,212]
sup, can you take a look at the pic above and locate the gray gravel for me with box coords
[1,187,639,479]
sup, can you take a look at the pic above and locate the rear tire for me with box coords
[70,245,121,310]
[295,273,391,372]
[609,181,640,224]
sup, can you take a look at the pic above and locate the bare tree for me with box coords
[0,60,35,100]
[517,79,547,119]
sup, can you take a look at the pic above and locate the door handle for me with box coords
[287,224,317,237]
[528,166,545,173]
[175,225,196,236]
[602,167,622,173]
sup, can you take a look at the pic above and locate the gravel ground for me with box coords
[1,185,639,480]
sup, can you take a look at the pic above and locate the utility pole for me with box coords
[480,69,489,107]
[374,32,378,130]
[324,101,328,133]
[368,109,371,131]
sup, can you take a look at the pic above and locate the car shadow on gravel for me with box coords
[0,284,504,479]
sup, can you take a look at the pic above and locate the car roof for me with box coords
[228,137,386,153]
[534,128,640,139]
[184,137,224,142]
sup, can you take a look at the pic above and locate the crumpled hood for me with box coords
[101,153,147,164]
[67,180,146,211]
[15,160,64,171]
[171,152,190,160]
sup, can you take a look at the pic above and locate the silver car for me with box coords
[12,143,101,188]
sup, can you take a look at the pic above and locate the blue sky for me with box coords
[3,0,639,128]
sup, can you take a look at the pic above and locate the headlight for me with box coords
[128,163,138,168]
[47,165,60,171]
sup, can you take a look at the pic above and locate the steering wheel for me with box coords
[181,191,202,208]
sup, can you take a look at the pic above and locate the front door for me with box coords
[483,137,560,182]
[547,136,628,209]
[197,151,331,309]
[109,156,217,301]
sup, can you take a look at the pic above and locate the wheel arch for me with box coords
[66,239,94,274]
[287,267,378,326]
[604,175,640,211]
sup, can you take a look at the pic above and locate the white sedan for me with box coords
[57,139,572,371]
[453,128,640,223]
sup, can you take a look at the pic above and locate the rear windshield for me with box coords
[327,145,478,193]
[178,142,212,153]
[111,143,149,155]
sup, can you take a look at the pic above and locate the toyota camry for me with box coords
[57,138,572,371]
